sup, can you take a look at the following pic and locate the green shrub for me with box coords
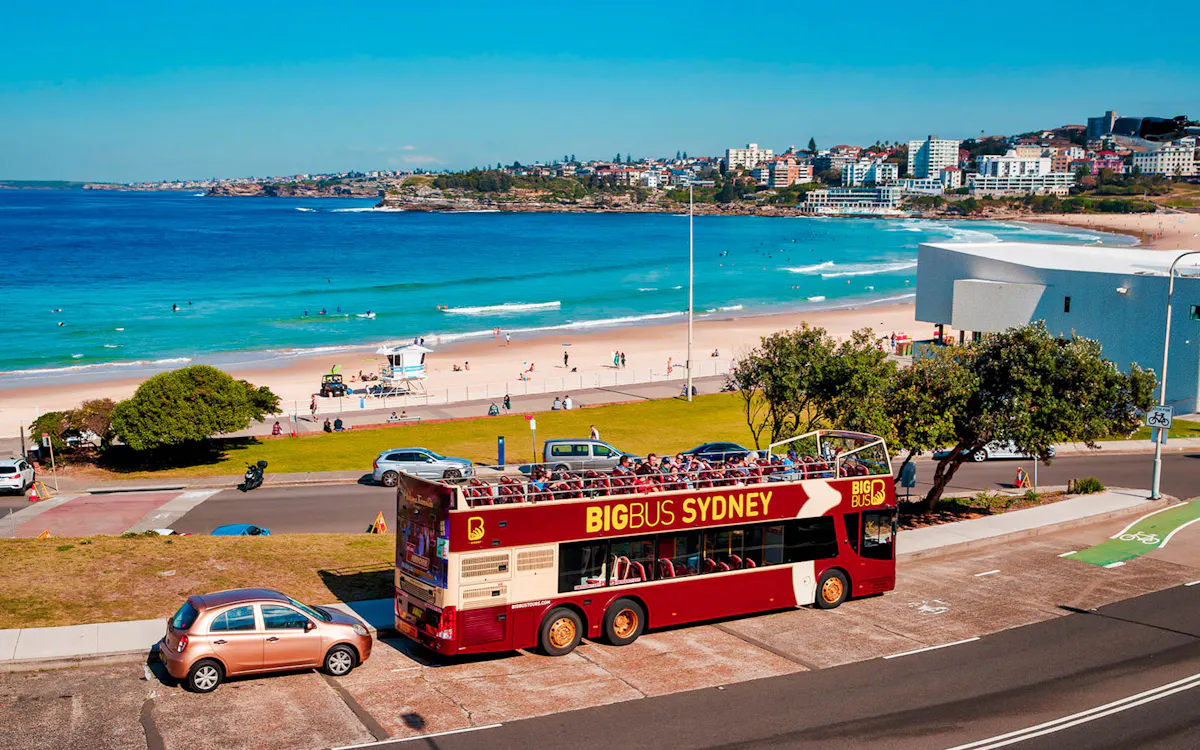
[1071,477,1106,495]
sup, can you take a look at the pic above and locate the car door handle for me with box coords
[266,637,279,642]
[213,640,227,645]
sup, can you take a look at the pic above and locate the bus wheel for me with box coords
[815,570,849,609]
[539,608,583,656]
[603,599,645,646]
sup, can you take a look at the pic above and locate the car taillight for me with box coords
[176,634,189,653]
[436,606,456,641]
[373,458,379,469]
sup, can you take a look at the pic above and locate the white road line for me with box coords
[944,672,1200,750]
[975,570,1001,577]
[1057,551,1076,557]
[883,637,980,660]
[332,724,503,749]
[1104,561,1126,569]
[1184,580,1200,587]
[1159,516,1200,549]
[1109,504,1175,539]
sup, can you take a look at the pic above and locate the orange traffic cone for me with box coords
[27,483,39,502]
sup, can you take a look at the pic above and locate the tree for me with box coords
[111,365,280,452]
[29,411,72,453]
[615,153,622,163]
[807,137,817,154]
[715,179,737,203]
[817,329,898,441]
[682,151,688,160]
[886,350,975,480]
[676,150,682,160]
[913,324,1155,512]
[69,398,118,448]
[570,154,576,163]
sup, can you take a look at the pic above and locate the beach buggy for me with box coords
[320,372,348,398]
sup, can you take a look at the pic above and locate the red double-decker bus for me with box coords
[394,430,896,657]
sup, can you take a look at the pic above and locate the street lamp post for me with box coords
[1151,250,1200,499]
[686,179,714,403]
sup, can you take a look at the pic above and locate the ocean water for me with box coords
[0,189,1133,384]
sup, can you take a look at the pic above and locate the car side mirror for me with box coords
[304,620,316,632]
[426,458,435,463]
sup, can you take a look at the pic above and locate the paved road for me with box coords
[367,584,1200,750]
[169,450,1195,534]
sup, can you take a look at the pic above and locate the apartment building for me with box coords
[968,172,1076,196]
[801,186,904,214]
[977,153,1053,178]
[908,136,962,179]
[939,167,963,189]
[842,159,898,187]
[725,143,774,170]
[1132,145,1197,176]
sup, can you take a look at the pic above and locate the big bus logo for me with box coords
[467,516,485,543]
[850,479,887,508]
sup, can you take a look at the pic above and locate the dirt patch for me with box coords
[899,490,1070,530]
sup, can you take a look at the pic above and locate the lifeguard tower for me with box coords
[372,344,431,397]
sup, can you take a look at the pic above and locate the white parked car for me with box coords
[934,442,1056,462]
[0,458,35,494]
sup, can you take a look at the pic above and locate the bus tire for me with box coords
[539,607,583,656]
[815,569,849,609]
[602,599,645,646]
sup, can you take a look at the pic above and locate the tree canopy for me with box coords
[111,366,280,452]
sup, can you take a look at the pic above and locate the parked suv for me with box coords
[520,439,635,473]
[0,457,35,494]
[160,588,373,693]
[373,447,474,487]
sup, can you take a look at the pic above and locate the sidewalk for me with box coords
[0,487,1167,668]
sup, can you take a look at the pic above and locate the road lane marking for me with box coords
[974,570,1000,577]
[1109,504,1176,539]
[945,672,1200,750]
[332,724,503,749]
[1103,561,1125,568]
[1160,516,1200,548]
[883,637,979,660]
[1185,580,1200,587]
[1057,551,1076,557]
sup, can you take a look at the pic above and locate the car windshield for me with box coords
[425,450,445,460]
[287,596,333,622]
[170,600,200,630]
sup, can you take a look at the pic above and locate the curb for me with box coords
[898,495,1179,562]
[0,648,154,673]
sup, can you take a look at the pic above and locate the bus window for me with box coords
[608,538,655,584]
[783,518,838,562]
[862,510,897,560]
[703,528,744,571]
[658,532,701,578]
[558,541,608,593]
[763,525,786,566]
[843,513,860,553]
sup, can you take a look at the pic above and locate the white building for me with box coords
[725,143,774,171]
[916,241,1200,411]
[977,153,1052,178]
[908,136,961,179]
[842,160,898,187]
[968,172,1076,196]
[1132,146,1197,177]
[801,187,904,215]
[897,178,945,196]
[939,167,963,189]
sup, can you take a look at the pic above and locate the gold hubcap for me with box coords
[612,609,638,639]
[822,576,844,604]
[548,617,577,649]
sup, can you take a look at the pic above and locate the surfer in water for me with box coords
[172,304,179,312]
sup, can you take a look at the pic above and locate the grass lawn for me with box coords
[0,534,393,630]
[106,392,755,478]
[1124,418,1200,441]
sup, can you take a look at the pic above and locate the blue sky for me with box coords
[2,2,1198,182]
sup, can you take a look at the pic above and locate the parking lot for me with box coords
[3,513,1197,750]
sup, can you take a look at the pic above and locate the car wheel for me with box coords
[381,471,399,487]
[443,468,462,479]
[603,598,646,646]
[553,464,569,473]
[971,449,988,462]
[539,607,583,656]
[323,645,357,676]
[814,569,849,609]
[186,659,224,693]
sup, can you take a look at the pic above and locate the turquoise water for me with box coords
[0,189,1132,384]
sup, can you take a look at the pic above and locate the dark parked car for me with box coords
[682,442,751,463]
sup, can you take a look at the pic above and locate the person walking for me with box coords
[503,393,512,412]
[613,351,620,368]
[310,395,317,420]
[620,352,626,369]
[590,424,599,440]
[563,350,569,368]
[505,332,511,346]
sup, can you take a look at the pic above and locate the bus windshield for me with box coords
[397,478,452,588]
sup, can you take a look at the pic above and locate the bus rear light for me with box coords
[435,606,456,640]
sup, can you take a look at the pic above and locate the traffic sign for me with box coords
[1145,405,1173,430]
[41,434,50,448]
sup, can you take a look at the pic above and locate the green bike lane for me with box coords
[1066,501,1200,567]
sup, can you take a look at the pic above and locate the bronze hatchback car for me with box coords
[160,588,373,692]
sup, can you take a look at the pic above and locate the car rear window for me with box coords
[0,465,16,472]
[170,600,200,630]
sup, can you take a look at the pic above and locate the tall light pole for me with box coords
[1151,250,1200,499]
[686,179,714,403]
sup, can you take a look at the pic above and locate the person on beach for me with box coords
[620,352,626,369]
[465,361,470,370]
[613,351,620,368]
[563,351,569,368]
[488,402,500,416]
[563,394,573,410]
[667,356,673,375]
[590,424,599,440]
[551,397,562,410]
[271,421,282,436]
[505,332,511,346]
[503,394,512,412]
[323,418,332,433]
[310,396,317,418]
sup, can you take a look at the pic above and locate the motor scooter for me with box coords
[241,460,268,492]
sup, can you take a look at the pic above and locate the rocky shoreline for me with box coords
[373,188,810,216]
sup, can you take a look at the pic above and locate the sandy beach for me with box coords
[1023,212,1200,251]
[0,302,928,433]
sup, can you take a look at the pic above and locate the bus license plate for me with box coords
[398,621,418,639]
[408,604,424,619]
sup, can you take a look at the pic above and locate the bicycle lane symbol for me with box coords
[1065,501,1200,567]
